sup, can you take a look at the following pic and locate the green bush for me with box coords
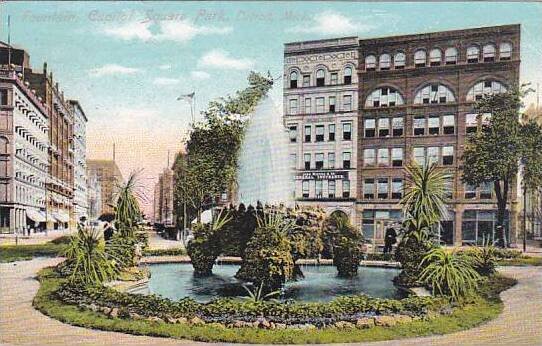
[143,248,187,256]
[419,248,481,302]
[331,216,364,278]
[462,246,497,276]
[394,236,434,287]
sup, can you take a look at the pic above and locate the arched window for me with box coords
[414,84,456,104]
[445,47,458,65]
[499,42,512,60]
[394,52,406,69]
[414,50,426,67]
[379,54,391,70]
[467,46,480,63]
[430,49,442,66]
[365,87,404,108]
[316,69,325,87]
[344,67,352,84]
[0,137,8,155]
[289,71,298,88]
[483,44,496,62]
[467,80,507,101]
[365,55,376,71]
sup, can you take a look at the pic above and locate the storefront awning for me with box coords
[53,212,70,223]
[26,209,46,223]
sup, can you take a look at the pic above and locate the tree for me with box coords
[462,86,535,246]
[329,214,365,278]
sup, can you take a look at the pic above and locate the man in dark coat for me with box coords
[103,222,114,241]
[383,223,397,254]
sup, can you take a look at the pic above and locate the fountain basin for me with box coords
[130,263,403,302]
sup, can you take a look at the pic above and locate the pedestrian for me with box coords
[103,222,114,241]
[383,223,397,254]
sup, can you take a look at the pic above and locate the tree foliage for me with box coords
[329,214,365,278]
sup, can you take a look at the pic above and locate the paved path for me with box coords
[146,230,185,250]
[0,229,75,246]
[1,259,541,346]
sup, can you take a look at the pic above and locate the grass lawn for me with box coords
[0,239,68,262]
[33,268,516,344]
[497,256,542,266]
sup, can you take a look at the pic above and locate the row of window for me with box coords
[288,95,353,115]
[301,179,351,199]
[365,81,506,108]
[289,122,352,143]
[362,178,404,200]
[363,146,454,167]
[364,42,513,71]
[297,151,352,170]
[289,67,353,89]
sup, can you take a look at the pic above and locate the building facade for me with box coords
[153,168,175,227]
[86,170,102,220]
[284,37,360,221]
[284,24,521,246]
[0,67,49,232]
[68,100,88,221]
[87,160,123,215]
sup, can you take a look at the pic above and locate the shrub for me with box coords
[462,246,497,276]
[419,248,481,302]
[331,216,364,278]
[394,235,434,287]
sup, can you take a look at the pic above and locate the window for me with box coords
[330,73,338,85]
[430,48,442,66]
[316,69,325,86]
[462,210,509,245]
[443,115,455,134]
[315,180,323,198]
[483,44,496,62]
[413,147,425,166]
[377,178,389,199]
[364,118,376,137]
[480,182,492,199]
[315,153,324,169]
[343,95,352,111]
[445,47,458,65]
[316,97,325,113]
[378,118,390,137]
[328,124,335,141]
[392,117,404,136]
[0,89,7,106]
[467,81,507,101]
[499,42,512,60]
[427,147,439,165]
[365,55,376,71]
[343,151,351,169]
[328,180,336,198]
[428,116,440,135]
[290,154,296,168]
[394,52,405,69]
[289,99,298,114]
[301,75,310,88]
[304,153,311,170]
[304,98,311,114]
[315,125,325,142]
[290,71,298,88]
[365,87,404,108]
[392,178,403,199]
[342,122,352,140]
[466,113,478,133]
[414,84,456,104]
[302,180,309,198]
[377,148,389,167]
[414,50,426,67]
[364,148,375,166]
[465,183,476,199]
[304,125,311,142]
[467,46,479,63]
[392,148,403,167]
[344,67,352,84]
[442,146,454,165]
[328,152,335,169]
[413,117,426,136]
[289,125,297,143]
[328,96,335,112]
[379,54,391,70]
[342,180,350,198]
[364,179,375,199]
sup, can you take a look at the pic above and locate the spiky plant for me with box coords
[114,170,145,237]
[241,282,281,302]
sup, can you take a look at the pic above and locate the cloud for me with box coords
[190,70,210,80]
[88,64,140,77]
[153,77,181,86]
[158,64,172,70]
[102,19,231,43]
[287,11,374,35]
[198,50,254,70]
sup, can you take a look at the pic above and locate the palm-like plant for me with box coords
[115,171,145,237]
[419,247,481,301]
[241,282,281,302]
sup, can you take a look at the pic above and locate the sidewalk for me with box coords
[0,229,76,246]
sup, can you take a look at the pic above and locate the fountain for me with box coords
[237,96,293,206]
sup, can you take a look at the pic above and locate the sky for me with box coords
[2,1,541,216]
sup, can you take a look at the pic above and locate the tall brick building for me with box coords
[284,24,521,246]
[87,160,123,215]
